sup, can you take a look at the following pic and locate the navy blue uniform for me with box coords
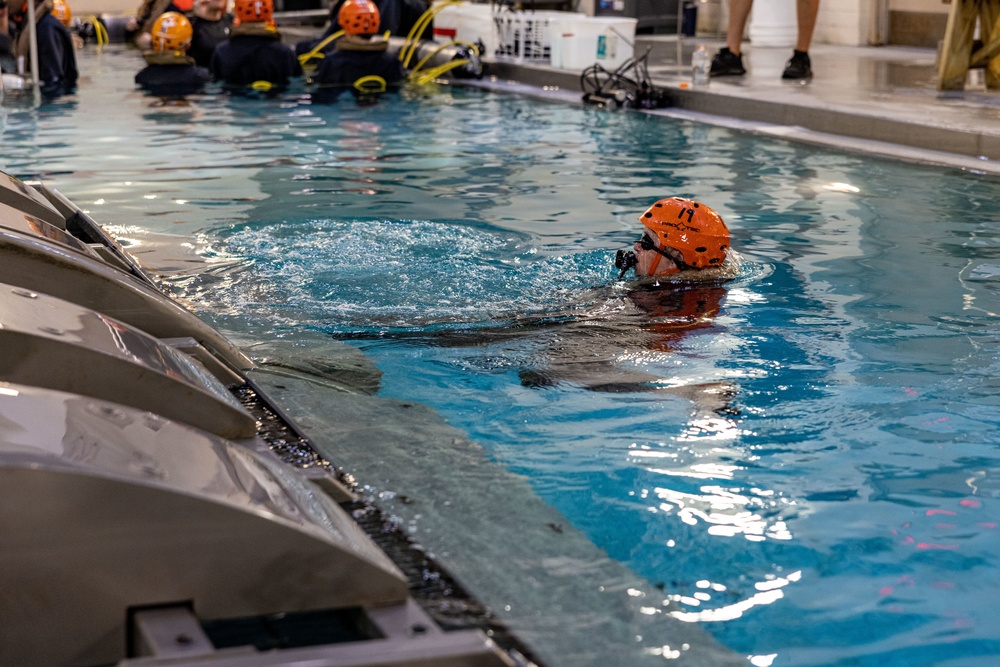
[210,29,301,89]
[13,12,78,94]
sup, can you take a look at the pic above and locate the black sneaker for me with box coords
[782,50,812,80]
[709,47,746,77]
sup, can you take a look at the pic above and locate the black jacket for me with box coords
[18,12,78,94]
[312,48,403,88]
[188,14,233,69]
[210,29,301,88]
[136,62,212,96]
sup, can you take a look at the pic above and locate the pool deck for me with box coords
[480,37,1000,175]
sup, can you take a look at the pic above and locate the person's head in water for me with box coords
[616,197,731,280]
[150,12,192,52]
[338,0,380,36]
[234,0,273,25]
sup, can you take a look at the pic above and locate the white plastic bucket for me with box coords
[550,17,637,71]
[747,0,797,48]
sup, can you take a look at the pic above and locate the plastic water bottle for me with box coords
[692,45,710,86]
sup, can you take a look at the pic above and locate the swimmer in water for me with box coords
[334,197,740,412]
[615,196,733,284]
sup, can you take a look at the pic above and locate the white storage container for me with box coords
[550,16,637,71]
[494,9,584,62]
[432,2,499,57]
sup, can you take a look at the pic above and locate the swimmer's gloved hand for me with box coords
[615,248,637,280]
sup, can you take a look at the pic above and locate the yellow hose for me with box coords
[83,15,109,46]
[412,58,469,85]
[298,29,345,67]
[409,39,478,76]
[353,74,387,93]
[399,0,461,69]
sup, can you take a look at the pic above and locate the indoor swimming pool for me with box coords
[3,47,999,667]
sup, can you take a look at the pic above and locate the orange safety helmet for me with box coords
[338,0,380,36]
[151,12,193,52]
[637,197,730,275]
[234,0,273,24]
[51,0,72,27]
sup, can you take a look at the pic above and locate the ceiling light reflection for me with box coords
[678,415,744,442]
[823,182,860,193]
[667,572,801,623]
[653,485,793,541]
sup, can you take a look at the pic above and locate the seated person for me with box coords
[296,0,429,62]
[51,0,84,49]
[128,0,193,50]
[210,0,301,90]
[188,0,232,69]
[615,197,733,282]
[135,11,211,96]
[310,0,403,90]
[8,0,78,95]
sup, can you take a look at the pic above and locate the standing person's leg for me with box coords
[795,0,820,51]
[725,0,753,54]
[783,0,819,79]
[710,0,752,76]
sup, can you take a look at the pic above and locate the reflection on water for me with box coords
[3,46,1000,667]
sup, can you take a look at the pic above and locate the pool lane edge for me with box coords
[471,60,1000,176]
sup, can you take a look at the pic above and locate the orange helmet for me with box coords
[151,12,193,52]
[235,0,273,24]
[338,0,379,36]
[637,197,730,275]
[51,0,72,27]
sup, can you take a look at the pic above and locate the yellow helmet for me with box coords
[151,12,193,53]
[51,0,72,27]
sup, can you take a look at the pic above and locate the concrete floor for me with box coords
[483,37,1000,175]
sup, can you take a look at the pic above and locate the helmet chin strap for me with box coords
[638,235,694,272]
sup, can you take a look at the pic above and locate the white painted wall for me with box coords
[891,0,946,12]
[814,0,870,46]
[71,0,136,16]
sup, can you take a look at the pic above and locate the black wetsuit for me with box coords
[210,29,301,89]
[135,60,211,96]
[312,48,403,88]
[188,13,232,69]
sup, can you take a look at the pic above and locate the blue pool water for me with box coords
[4,47,1000,666]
